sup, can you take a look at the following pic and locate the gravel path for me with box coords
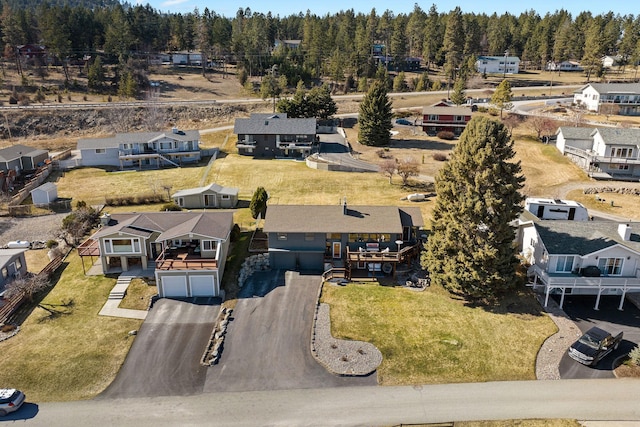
[0,213,67,246]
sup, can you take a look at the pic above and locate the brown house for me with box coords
[422,104,473,137]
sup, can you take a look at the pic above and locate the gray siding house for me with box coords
[263,203,424,275]
[234,113,317,158]
[0,144,49,174]
[171,183,239,209]
[0,249,28,292]
[80,212,233,298]
[77,128,201,169]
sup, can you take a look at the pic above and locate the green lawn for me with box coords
[0,252,142,402]
[321,282,557,385]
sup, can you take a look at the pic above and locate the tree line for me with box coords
[2,2,640,86]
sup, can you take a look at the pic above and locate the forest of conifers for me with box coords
[1,1,639,82]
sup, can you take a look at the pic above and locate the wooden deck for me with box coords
[155,252,218,271]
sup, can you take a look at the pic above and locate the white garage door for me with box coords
[190,275,216,297]
[161,276,188,297]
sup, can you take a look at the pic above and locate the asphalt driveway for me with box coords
[99,297,221,398]
[203,270,376,392]
[558,296,640,379]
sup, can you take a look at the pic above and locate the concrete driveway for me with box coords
[99,297,221,398]
[558,296,640,379]
[204,270,376,392]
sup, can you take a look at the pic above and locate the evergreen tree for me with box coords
[490,79,513,118]
[358,80,393,147]
[422,116,525,303]
[442,7,464,87]
[393,71,407,92]
[87,56,105,91]
[117,71,137,99]
[250,186,269,220]
[450,77,466,105]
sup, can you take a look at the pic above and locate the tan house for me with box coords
[171,183,239,209]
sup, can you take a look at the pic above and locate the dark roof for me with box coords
[0,144,48,162]
[263,205,424,234]
[77,130,200,150]
[535,221,640,256]
[234,115,316,136]
[91,212,233,241]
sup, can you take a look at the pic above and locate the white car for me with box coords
[0,389,25,416]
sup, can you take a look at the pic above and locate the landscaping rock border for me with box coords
[201,307,232,366]
[238,254,270,287]
[584,187,640,196]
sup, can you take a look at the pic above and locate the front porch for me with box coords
[528,265,640,310]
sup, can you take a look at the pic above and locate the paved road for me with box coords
[204,270,375,392]
[98,298,220,398]
[317,133,380,172]
[7,380,640,426]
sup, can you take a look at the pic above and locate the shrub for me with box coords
[1,324,16,333]
[437,131,455,140]
[46,239,58,249]
[376,149,391,159]
[433,153,448,161]
[230,224,241,242]
[630,345,640,365]
[161,202,182,211]
[488,108,499,116]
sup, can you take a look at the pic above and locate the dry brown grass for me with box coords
[566,189,640,220]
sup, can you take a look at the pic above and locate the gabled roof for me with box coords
[0,144,48,162]
[556,127,594,139]
[0,249,26,269]
[593,128,640,146]
[422,105,472,116]
[578,83,640,95]
[263,205,424,234]
[476,55,520,62]
[31,182,57,193]
[535,221,640,256]
[172,183,239,198]
[91,212,233,241]
[234,115,316,136]
[77,130,200,150]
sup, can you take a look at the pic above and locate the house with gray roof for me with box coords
[422,104,473,136]
[555,126,640,180]
[573,83,640,116]
[77,128,201,169]
[0,249,28,293]
[263,202,424,277]
[520,218,640,310]
[233,113,317,158]
[171,183,239,209]
[0,144,49,175]
[78,211,233,298]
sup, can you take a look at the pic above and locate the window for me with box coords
[305,233,315,241]
[454,115,465,122]
[614,164,630,170]
[121,143,132,150]
[598,257,623,275]
[327,233,341,240]
[554,256,574,273]
[612,147,633,158]
[176,197,184,207]
[202,240,218,251]
[221,195,230,200]
[277,233,288,241]
[95,148,105,154]
[1,267,7,279]
[15,258,22,270]
[427,114,439,121]
[160,142,172,150]
[104,238,140,254]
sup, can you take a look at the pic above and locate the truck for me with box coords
[524,198,589,221]
[568,326,623,366]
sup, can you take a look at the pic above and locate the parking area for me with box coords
[203,270,376,392]
[558,296,640,379]
[98,297,221,398]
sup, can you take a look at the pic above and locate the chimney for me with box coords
[100,213,111,226]
[172,127,179,134]
[618,223,631,241]
[342,197,347,215]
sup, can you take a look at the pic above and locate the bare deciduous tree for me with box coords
[380,159,397,184]
[4,273,50,302]
[397,157,420,186]
[528,116,558,141]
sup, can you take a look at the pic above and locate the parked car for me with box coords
[568,326,623,367]
[395,118,413,126]
[0,389,26,416]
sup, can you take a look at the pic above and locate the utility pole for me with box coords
[503,50,509,79]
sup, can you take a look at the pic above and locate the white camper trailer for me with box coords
[525,198,589,221]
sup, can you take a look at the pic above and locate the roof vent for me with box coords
[618,223,632,241]
[172,127,179,134]
[342,197,347,215]
[100,213,111,226]
[264,120,269,126]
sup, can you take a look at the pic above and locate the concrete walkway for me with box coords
[98,269,153,320]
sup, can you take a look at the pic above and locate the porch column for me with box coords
[544,283,551,307]
[121,256,128,272]
[101,255,109,274]
[141,256,148,270]
[559,288,566,309]
[594,287,604,310]
[618,289,628,311]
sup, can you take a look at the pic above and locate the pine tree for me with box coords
[490,79,513,118]
[250,187,269,220]
[87,56,105,91]
[422,116,525,303]
[450,77,466,106]
[358,81,393,147]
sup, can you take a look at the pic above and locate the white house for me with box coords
[475,55,520,75]
[555,127,640,179]
[30,182,57,205]
[171,183,239,209]
[546,60,583,72]
[602,55,622,68]
[520,219,640,310]
[573,83,640,115]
